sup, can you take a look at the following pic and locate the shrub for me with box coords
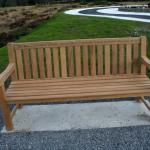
[79,0,88,5]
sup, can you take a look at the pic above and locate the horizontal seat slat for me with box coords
[6,84,150,97]
[6,76,150,103]
[6,88,150,100]
[10,75,147,85]
[6,88,150,103]
[7,81,150,93]
[7,79,150,94]
[6,93,149,104]
[8,78,149,90]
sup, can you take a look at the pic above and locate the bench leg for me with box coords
[139,96,150,112]
[135,97,141,103]
[18,104,23,109]
[0,103,13,131]
[0,87,13,131]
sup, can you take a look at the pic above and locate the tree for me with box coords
[6,0,17,6]
[0,0,8,7]
[28,0,36,5]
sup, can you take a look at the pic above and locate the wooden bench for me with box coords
[0,36,150,131]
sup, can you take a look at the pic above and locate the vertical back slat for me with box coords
[126,44,132,74]
[60,47,67,78]
[140,36,147,75]
[75,46,81,77]
[112,45,118,75]
[105,45,110,75]
[7,44,17,80]
[97,45,103,75]
[90,45,96,76]
[119,44,125,74]
[8,37,142,80]
[83,46,89,76]
[53,47,60,78]
[23,49,31,79]
[16,49,24,80]
[133,44,139,74]
[38,48,45,79]
[68,47,74,77]
[45,48,53,78]
[31,48,38,79]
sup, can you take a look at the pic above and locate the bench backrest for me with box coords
[8,36,147,81]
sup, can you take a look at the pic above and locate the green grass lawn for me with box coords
[0,12,150,73]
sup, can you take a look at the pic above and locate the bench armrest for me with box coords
[0,63,15,87]
[140,56,150,70]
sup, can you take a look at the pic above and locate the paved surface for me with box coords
[2,100,150,133]
[0,99,150,149]
[80,8,150,20]
[65,6,150,23]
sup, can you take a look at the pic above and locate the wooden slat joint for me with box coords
[140,56,150,70]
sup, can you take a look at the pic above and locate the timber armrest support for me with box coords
[0,63,15,87]
[140,56,150,70]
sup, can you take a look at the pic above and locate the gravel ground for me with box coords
[0,125,150,150]
[0,99,150,150]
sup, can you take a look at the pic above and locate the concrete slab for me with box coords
[2,100,150,133]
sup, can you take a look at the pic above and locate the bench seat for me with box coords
[6,75,150,104]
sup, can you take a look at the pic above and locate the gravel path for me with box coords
[0,124,150,150]
[0,99,150,150]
